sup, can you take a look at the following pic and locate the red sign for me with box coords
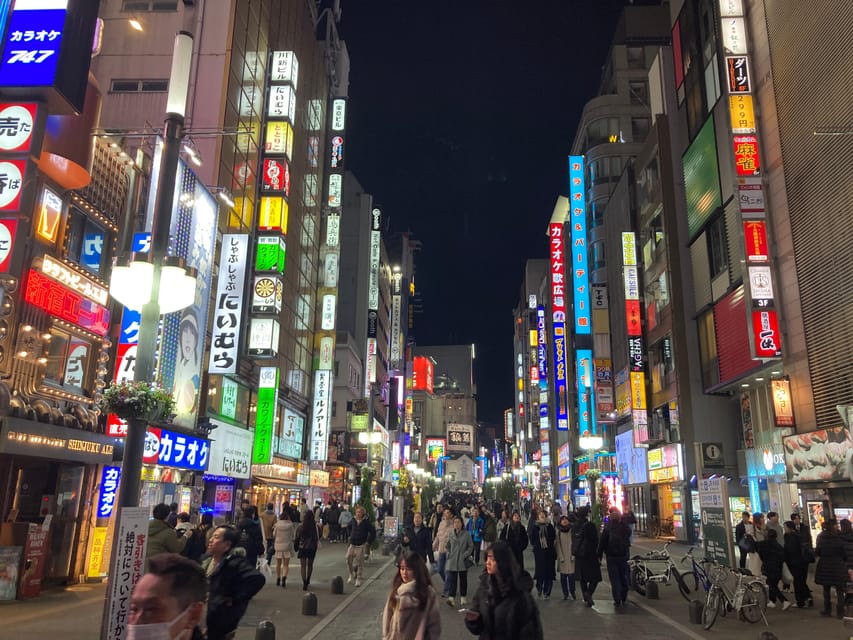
[0,103,38,153]
[0,159,27,211]
[751,310,782,358]
[262,158,290,196]
[549,222,566,322]
[530,366,539,383]
[625,300,642,336]
[19,520,51,599]
[726,56,750,93]
[733,134,761,176]
[743,221,769,262]
[412,356,434,393]
[143,427,162,464]
[0,218,17,271]
[23,269,111,336]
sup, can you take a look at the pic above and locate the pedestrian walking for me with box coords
[401,512,435,565]
[294,509,320,590]
[203,526,265,640]
[735,511,752,570]
[382,551,441,640]
[445,516,474,607]
[166,502,180,528]
[128,553,207,640]
[347,505,376,586]
[482,509,498,555]
[495,510,510,543]
[745,512,766,578]
[529,509,556,599]
[236,505,265,569]
[598,508,631,608]
[555,514,576,600]
[500,512,529,571]
[259,503,277,563]
[467,507,485,565]
[791,511,815,606]
[146,503,188,567]
[783,520,810,607]
[573,506,601,607]
[464,540,543,640]
[272,507,295,587]
[338,504,353,542]
[815,518,848,618]
[433,508,454,595]
[623,508,637,541]
[758,528,791,609]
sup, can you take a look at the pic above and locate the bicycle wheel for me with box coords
[702,587,721,630]
[631,565,647,595]
[649,519,661,538]
[672,567,691,601]
[739,581,768,623]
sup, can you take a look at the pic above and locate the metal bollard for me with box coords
[302,591,318,616]
[331,575,344,594]
[255,619,275,640]
[688,599,704,624]
[645,582,659,599]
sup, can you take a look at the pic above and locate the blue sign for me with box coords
[145,427,209,472]
[97,466,121,519]
[576,349,597,435]
[81,231,103,274]
[536,306,548,389]
[569,156,591,335]
[120,308,141,345]
[0,7,65,88]
[552,321,568,431]
[132,232,151,253]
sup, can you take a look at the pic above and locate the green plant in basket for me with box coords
[99,380,175,421]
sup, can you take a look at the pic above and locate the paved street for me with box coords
[1,537,852,639]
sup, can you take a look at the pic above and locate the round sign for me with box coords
[0,105,35,152]
[143,431,160,461]
[254,277,276,298]
[0,221,13,270]
[0,161,24,209]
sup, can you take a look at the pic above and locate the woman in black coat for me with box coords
[572,506,602,607]
[814,518,848,618]
[295,509,320,590]
[528,512,556,599]
[500,512,529,570]
[464,541,543,640]
[783,520,810,608]
[757,528,789,608]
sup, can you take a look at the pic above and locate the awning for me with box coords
[253,475,305,489]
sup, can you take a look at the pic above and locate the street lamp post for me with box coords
[579,433,604,508]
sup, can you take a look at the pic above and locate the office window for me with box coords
[629,81,648,106]
[631,117,650,143]
[66,207,110,277]
[110,79,169,93]
[626,46,645,69]
[707,215,728,277]
[122,1,178,10]
[697,309,719,388]
[43,329,93,396]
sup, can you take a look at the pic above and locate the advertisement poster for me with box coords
[699,478,734,567]
[19,518,51,599]
[106,507,149,640]
[784,426,853,482]
[87,526,108,578]
[214,485,233,513]
[0,546,22,601]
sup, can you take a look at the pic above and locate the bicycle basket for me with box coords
[708,564,730,586]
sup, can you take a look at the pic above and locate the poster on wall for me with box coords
[0,546,22,601]
[783,426,853,482]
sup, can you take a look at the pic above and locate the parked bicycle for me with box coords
[647,514,675,538]
[702,562,768,630]
[629,541,690,600]
[681,546,714,593]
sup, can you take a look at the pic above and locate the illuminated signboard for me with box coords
[268,84,295,122]
[276,407,304,459]
[258,196,287,233]
[252,366,279,464]
[733,134,761,176]
[426,438,445,462]
[143,427,209,472]
[320,293,336,330]
[24,269,110,335]
[330,135,343,169]
[0,158,26,212]
[328,173,342,208]
[206,420,253,478]
[265,121,293,158]
[719,0,744,17]
[309,469,329,487]
[255,235,286,273]
[751,310,782,358]
[576,349,596,434]
[209,234,248,375]
[738,179,764,215]
[553,322,568,430]
[729,95,755,133]
[549,221,566,322]
[726,56,750,93]
[331,98,346,131]
[310,370,331,462]
[34,184,61,241]
[743,221,769,262]
[367,208,381,309]
[568,156,590,334]
[536,306,547,387]
[251,275,281,314]
[270,51,298,88]
[96,466,120,518]
[261,158,290,195]
[721,17,747,55]
[621,232,637,266]
[326,213,340,247]
[771,379,794,427]
[248,317,280,357]
[412,356,434,393]
[41,255,107,305]
[0,103,37,152]
[647,443,683,483]
[446,423,474,452]
[748,265,774,307]
[0,218,17,271]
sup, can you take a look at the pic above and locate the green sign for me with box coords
[351,414,368,431]
[255,235,286,273]
[699,477,734,566]
[220,377,238,420]
[252,367,279,464]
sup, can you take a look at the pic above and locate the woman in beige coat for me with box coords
[382,551,441,640]
[555,514,576,600]
[432,508,454,596]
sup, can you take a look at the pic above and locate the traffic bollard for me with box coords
[331,575,344,594]
[688,599,704,624]
[255,619,275,640]
[645,582,659,599]
[302,591,318,616]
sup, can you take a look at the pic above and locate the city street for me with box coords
[1,537,851,640]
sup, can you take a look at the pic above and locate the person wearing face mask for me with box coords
[128,553,207,640]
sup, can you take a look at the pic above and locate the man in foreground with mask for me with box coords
[128,553,207,640]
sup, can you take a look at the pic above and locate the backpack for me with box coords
[739,534,757,554]
[182,528,206,562]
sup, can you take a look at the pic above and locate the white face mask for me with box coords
[127,607,191,640]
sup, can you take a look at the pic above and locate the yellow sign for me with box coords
[630,372,646,410]
[87,526,108,578]
[729,95,756,133]
[265,121,294,159]
[258,196,288,233]
[529,329,537,347]
[36,187,63,245]
[309,469,329,487]
[615,380,631,417]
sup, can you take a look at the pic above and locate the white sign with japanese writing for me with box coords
[270,51,298,89]
[310,370,331,462]
[207,420,253,479]
[209,234,248,374]
[331,98,346,131]
[106,507,149,640]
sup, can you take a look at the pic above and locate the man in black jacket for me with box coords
[735,511,751,569]
[598,508,632,608]
[347,506,376,586]
[400,512,435,564]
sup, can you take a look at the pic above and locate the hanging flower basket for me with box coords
[99,381,175,422]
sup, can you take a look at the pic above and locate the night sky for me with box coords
[341,1,629,425]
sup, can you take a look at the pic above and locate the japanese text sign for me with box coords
[209,234,248,375]
[143,427,209,472]
[96,466,121,519]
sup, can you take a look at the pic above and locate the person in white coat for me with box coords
[555,514,576,600]
[432,508,454,596]
[273,507,296,587]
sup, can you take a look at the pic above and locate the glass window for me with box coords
[592,240,606,270]
[43,329,92,395]
[122,1,178,11]
[629,81,648,106]
[631,118,650,143]
[626,46,645,69]
[586,117,621,147]
[110,79,169,93]
[697,310,719,388]
[66,207,109,276]
[707,215,728,277]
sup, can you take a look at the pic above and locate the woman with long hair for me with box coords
[381,551,441,640]
[295,508,319,590]
[273,506,296,587]
[464,541,543,640]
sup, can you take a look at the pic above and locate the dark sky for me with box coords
[340,1,628,425]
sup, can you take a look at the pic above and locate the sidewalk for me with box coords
[0,541,391,640]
